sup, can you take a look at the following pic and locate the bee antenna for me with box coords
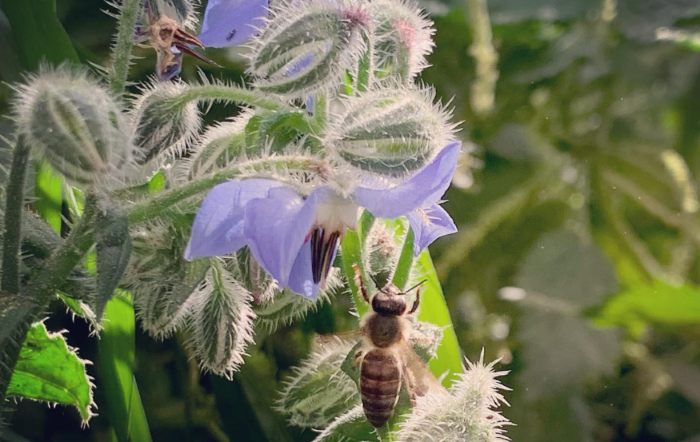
[405,279,428,294]
[368,273,383,290]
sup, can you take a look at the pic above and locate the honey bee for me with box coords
[352,264,446,428]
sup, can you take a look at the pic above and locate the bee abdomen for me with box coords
[360,350,401,428]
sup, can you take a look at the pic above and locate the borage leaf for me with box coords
[8,322,95,423]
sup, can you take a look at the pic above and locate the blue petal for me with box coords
[407,204,457,256]
[244,186,321,286]
[287,241,319,299]
[198,0,269,48]
[355,141,461,219]
[184,179,283,260]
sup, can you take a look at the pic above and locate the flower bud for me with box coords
[277,337,359,427]
[15,68,131,185]
[370,0,435,83]
[130,80,201,164]
[185,111,251,179]
[188,261,255,378]
[249,0,371,98]
[327,87,457,176]
[397,352,512,442]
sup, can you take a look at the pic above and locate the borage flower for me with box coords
[185,142,461,298]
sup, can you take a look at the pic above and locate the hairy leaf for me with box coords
[8,322,95,423]
[95,202,133,319]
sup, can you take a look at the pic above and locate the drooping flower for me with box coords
[185,142,461,298]
[138,2,220,81]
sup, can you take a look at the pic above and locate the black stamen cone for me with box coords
[310,227,340,285]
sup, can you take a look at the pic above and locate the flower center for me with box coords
[309,195,359,285]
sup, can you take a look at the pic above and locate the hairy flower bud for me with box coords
[128,221,205,338]
[370,0,434,83]
[187,261,256,378]
[130,80,201,164]
[14,67,131,185]
[327,87,457,176]
[397,352,512,442]
[248,0,371,98]
[184,111,251,179]
[277,336,359,427]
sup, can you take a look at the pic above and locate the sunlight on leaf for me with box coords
[8,322,95,423]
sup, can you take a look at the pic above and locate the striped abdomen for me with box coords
[360,349,401,427]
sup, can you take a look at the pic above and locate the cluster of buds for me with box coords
[7,0,500,436]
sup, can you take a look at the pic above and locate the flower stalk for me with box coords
[109,0,143,95]
[1,138,31,295]
[127,155,325,224]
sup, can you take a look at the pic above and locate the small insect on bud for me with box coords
[248,0,371,98]
[14,67,131,186]
[130,80,201,164]
[370,0,435,83]
[327,87,457,177]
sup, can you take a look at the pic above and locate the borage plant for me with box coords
[0,0,510,440]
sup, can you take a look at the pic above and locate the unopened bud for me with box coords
[130,80,201,164]
[370,0,435,83]
[327,87,456,176]
[249,0,371,98]
[14,67,131,185]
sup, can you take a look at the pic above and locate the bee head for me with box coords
[371,284,408,316]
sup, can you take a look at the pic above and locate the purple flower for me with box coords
[185,142,461,298]
[198,0,269,48]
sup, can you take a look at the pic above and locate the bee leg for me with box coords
[352,263,370,304]
[408,288,421,315]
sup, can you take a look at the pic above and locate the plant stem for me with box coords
[0,195,98,412]
[109,0,142,95]
[465,0,498,116]
[2,138,30,295]
[174,85,291,112]
[126,156,323,224]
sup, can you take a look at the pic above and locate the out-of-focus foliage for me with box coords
[2,0,700,441]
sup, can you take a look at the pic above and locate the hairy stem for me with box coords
[173,84,292,112]
[109,0,143,95]
[0,196,98,409]
[2,138,30,294]
[127,156,324,224]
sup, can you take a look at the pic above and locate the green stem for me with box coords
[0,196,98,413]
[127,156,323,224]
[109,0,142,95]
[173,84,291,112]
[2,138,30,294]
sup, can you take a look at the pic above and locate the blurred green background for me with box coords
[2,0,700,441]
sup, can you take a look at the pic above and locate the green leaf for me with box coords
[512,230,621,398]
[34,161,62,233]
[0,0,79,70]
[413,252,464,387]
[98,294,153,442]
[95,202,133,319]
[592,280,700,332]
[57,292,99,332]
[8,322,94,423]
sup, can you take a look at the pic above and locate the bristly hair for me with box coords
[276,335,359,427]
[397,350,512,442]
[245,0,372,100]
[370,0,436,81]
[185,259,256,378]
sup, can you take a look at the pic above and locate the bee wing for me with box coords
[398,339,447,402]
